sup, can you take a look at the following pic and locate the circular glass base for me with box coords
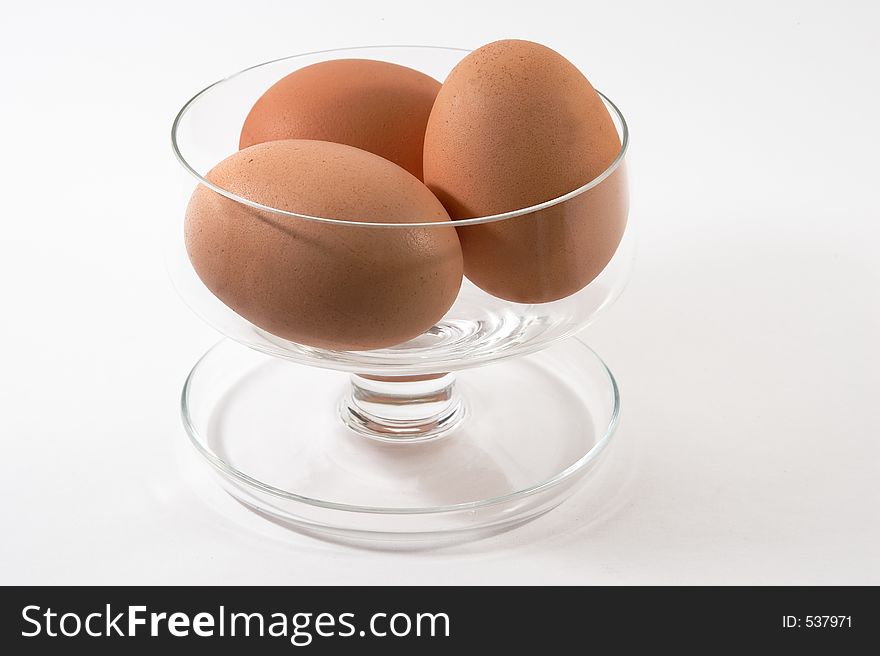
[181,338,620,545]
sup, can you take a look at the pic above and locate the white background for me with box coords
[1,0,877,584]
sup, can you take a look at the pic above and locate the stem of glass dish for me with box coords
[339,372,465,443]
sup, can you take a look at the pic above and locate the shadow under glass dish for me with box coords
[170,46,630,543]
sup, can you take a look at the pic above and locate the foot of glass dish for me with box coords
[181,337,620,545]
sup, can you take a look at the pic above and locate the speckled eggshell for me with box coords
[185,140,463,351]
[240,59,441,180]
[423,40,627,303]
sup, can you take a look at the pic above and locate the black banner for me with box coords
[0,586,873,652]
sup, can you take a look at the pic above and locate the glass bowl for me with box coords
[170,46,631,544]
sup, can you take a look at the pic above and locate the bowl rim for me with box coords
[171,44,629,229]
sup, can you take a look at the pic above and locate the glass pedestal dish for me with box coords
[170,46,631,544]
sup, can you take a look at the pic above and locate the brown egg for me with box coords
[185,140,463,350]
[240,59,440,180]
[424,40,627,303]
